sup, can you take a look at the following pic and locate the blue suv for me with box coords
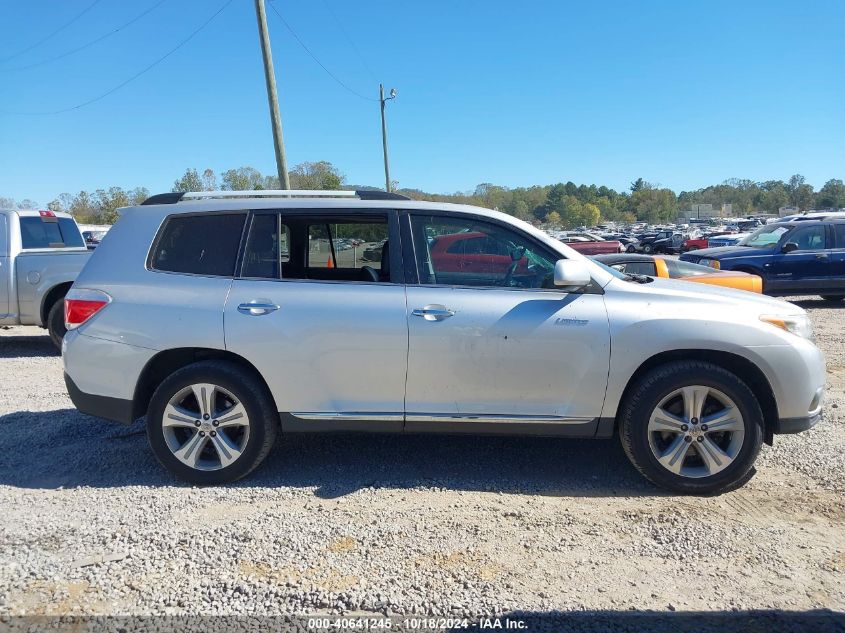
[680,219,845,300]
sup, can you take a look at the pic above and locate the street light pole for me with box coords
[255,0,290,189]
[379,83,396,192]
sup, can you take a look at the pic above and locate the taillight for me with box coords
[65,289,112,330]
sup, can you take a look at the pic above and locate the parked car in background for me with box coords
[680,219,845,300]
[616,236,640,253]
[81,228,109,249]
[63,189,824,495]
[681,236,709,252]
[594,254,763,293]
[362,239,386,262]
[0,208,91,347]
[558,232,623,255]
[637,230,675,253]
[706,233,750,248]
[650,232,686,254]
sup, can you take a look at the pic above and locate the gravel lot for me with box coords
[0,297,843,625]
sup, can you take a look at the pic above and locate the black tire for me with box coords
[146,360,278,485]
[642,244,654,254]
[626,245,636,253]
[820,295,845,302]
[619,360,764,495]
[46,298,67,350]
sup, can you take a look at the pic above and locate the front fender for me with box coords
[599,280,804,419]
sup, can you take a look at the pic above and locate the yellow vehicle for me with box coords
[593,254,762,293]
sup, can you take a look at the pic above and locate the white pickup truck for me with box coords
[0,209,91,347]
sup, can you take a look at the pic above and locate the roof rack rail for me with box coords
[140,189,411,205]
[355,190,411,201]
[181,190,357,200]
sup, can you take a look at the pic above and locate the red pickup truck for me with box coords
[559,233,623,255]
[681,237,709,252]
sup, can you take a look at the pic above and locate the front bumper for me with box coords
[774,411,822,434]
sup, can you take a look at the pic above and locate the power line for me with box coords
[320,0,377,83]
[0,0,234,116]
[267,1,377,102]
[0,0,105,63]
[2,0,170,72]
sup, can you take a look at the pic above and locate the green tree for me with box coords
[47,193,74,214]
[545,210,561,225]
[172,168,203,193]
[630,184,677,223]
[544,183,568,216]
[785,174,814,210]
[581,202,601,227]
[816,179,845,209]
[201,168,217,191]
[69,191,96,220]
[512,199,531,221]
[94,187,129,224]
[221,167,265,191]
[128,187,150,205]
[289,161,344,190]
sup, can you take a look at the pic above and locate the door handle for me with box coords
[815,253,829,259]
[412,305,455,321]
[237,300,280,316]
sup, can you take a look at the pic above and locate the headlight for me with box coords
[698,258,720,269]
[759,314,814,340]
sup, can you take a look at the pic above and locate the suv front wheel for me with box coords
[146,361,278,484]
[619,360,764,495]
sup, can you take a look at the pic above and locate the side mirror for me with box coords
[782,242,798,254]
[554,259,591,290]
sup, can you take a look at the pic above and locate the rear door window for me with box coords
[150,213,246,277]
[239,213,392,283]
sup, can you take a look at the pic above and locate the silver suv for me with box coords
[62,190,825,494]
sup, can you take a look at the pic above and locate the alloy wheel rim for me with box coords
[161,383,250,471]
[647,385,745,479]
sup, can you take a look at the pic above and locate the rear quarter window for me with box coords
[150,213,246,277]
[834,224,845,248]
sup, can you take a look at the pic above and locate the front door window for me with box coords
[409,215,556,289]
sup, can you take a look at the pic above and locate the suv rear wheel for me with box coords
[619,360,763,494]
[146,361,278,484]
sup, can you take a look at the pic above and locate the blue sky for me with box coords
[1,0,843,205]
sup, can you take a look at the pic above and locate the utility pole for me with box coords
[255,0,290,189]
[379,83,396,192]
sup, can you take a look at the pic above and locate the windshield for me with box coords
[739,224,791,248]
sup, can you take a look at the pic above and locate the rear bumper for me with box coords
[65,372,135,424]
